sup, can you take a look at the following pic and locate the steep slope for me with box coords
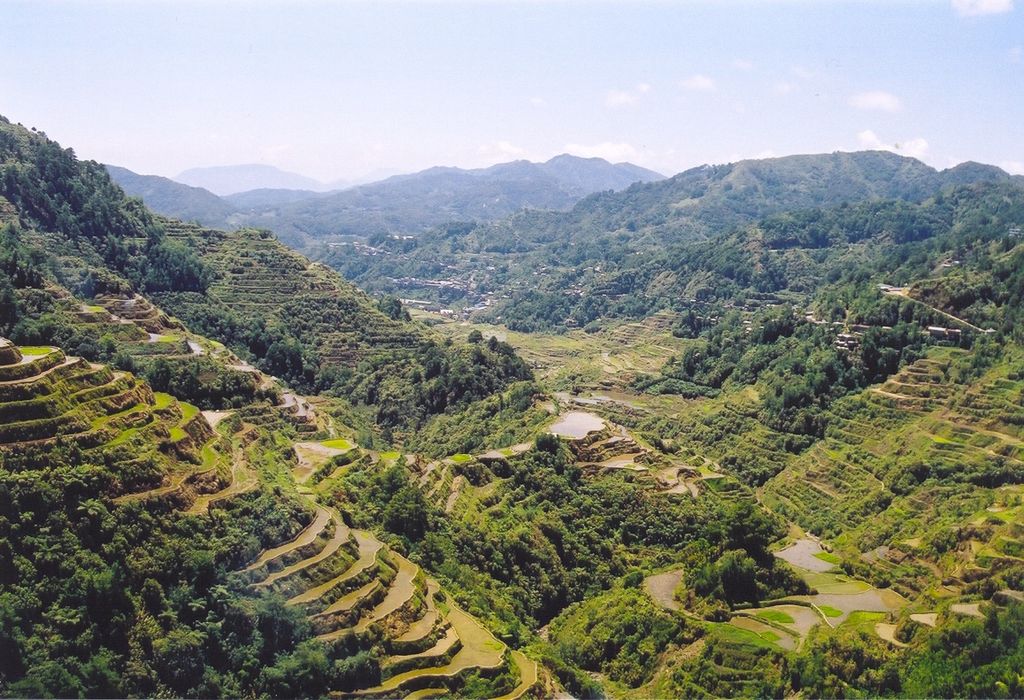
[152,220,532,429]
[0,332,541,698]
[0,114,542,698]
[1,115,532,431]
[105,165,237,228]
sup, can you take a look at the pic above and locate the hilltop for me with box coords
[108,154,664,247]
[175,163,330,196]
[319,150,1021,330]
[252,154,662,245]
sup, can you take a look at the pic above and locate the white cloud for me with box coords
[790,65,817,80]
[563,141,639,163]
[680,74,715,91]
[605,90,634,107]
[952,0,1014,16]
[857,129,929,159]
[529,96,546,106]
[773,81,797,95]
[899,138,930,159]
[258,143,292,161]
[731,58,753,71]
[478,140,526,160]
[605,83,651,107]
[1009,46,1022,63]
[849,90,903,112]
[1001,160,1024,175]
[724,148,778,162]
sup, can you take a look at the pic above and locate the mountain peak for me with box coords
[175,163,328,196]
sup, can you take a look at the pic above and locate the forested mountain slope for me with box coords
[104,165,237,228]
[239,154,663,246]
[0,115,544,697]
[316,151,1020,331]
[109,154,664,249]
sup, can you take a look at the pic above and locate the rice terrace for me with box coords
[2,2,1024,698]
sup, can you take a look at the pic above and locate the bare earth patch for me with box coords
[644,568,684,612]
[875,623,908,647]
[910,612,938,627]
[775,538,836,573]
[951,602,984,618]
[549,411,606,438]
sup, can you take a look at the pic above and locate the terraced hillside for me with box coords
[159,221,422,366]
[0,332,541,697]
[0,336,240,499]
[220,436,540,699]
[763,345,1024,598]
[140,220,532,430]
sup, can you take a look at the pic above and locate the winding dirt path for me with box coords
[244,505,331,572]
[253,510,350,588]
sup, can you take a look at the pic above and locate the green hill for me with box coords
[104,165,237,228]
[315,151,1021,331]
[1,115,531,432]
[0,114,542,698]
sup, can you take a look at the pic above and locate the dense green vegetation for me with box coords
[5,110,1024,700]
[311,151,1020,331]
[334,439,802,675]
[549,587,695,687]
[790,604,1024,698]
[0,385,321,697]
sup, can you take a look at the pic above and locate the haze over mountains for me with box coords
[107,154,664,246]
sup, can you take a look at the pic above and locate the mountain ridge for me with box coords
[175,163,329,195]
[107,154,666,245]
[315,149,1023,331]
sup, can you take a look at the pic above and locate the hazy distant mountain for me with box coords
[105,165,237,227]
[224,188,326,209]
[537,154,664,196]
[247,154,665,245]
[175,164,327,196]
[110,155,665,246]
[450,150,1023,254]
[316,150,1023,329]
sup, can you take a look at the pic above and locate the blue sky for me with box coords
[2,0,1021,181]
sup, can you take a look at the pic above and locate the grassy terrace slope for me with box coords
[150,220,531,430]
[0,336,240,503]
[763,344,1024,599]
[224,437,539,699]
[159,221,421,363]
